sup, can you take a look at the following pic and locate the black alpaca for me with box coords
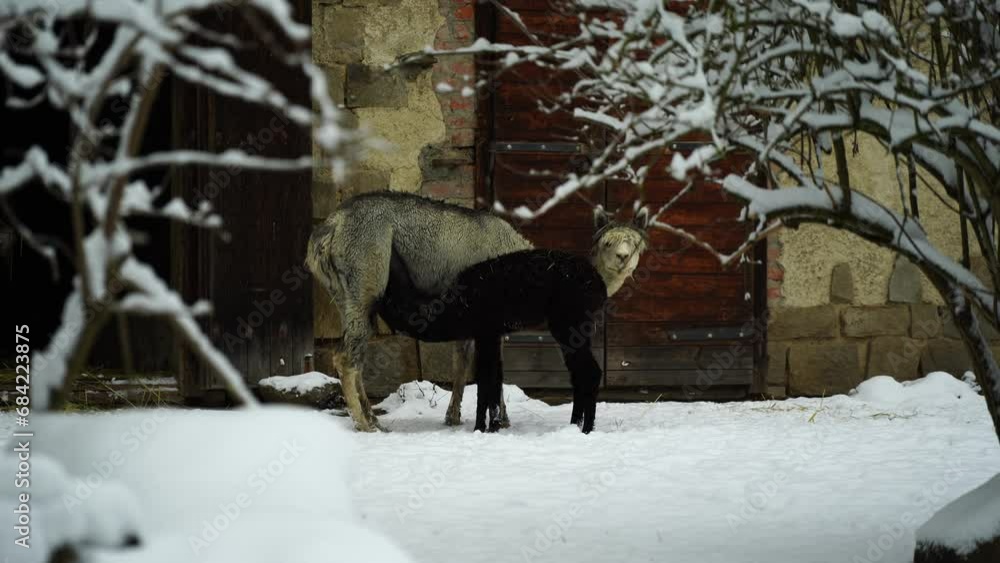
[378,249,607,433]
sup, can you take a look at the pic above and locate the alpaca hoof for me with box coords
[444,413,462,427]
[358,412,386,432]
[498,416,511,429]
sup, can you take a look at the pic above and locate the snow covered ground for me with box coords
[1,372,998,563]
[349,373,999,563]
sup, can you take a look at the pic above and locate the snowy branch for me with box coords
[2,0,366,409]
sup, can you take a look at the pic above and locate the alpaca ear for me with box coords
[594,205,611,229]
[633,206,650,230]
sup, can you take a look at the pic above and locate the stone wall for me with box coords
[765,259,988,398]
[773,136,971,308]
[311,0,476,396]
[766,132,985,396]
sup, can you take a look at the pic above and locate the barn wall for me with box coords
[765,132,987,398]
[311,0,475,396]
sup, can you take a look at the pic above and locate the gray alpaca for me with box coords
[307,191,649,432]
[306,192,532,431]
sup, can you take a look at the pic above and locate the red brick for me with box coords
[446,115,474,129]
[447,60,475,76]
[767,267,784,281]
[454,4,473,20]
[449,128,475,147]
[452,21,472,41]
[767,245,781,261]
[450,97,474,111]
[422,180,474,199]
[767,287,782,301]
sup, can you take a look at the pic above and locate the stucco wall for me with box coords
[765,133,984,399]
[774,133,971,307]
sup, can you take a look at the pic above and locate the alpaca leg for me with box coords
[354,365,384,431]
[497,336,511,428]
[487,337,505,432]
[570,388,584,426]
[340,303,380,432]
[445,339,473,426]
[473,337,501,432]
[552,324,602,434]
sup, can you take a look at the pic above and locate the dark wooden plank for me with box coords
[607,295,752,322]
[504,346,604,371]
[607,322,760,347]
[606,346,700,370]
[523,386,750,405]
[697,344,756,370]
[606,345,754,371]
[615,273,746,299]
[606,369,753,387]
[504,371,574,389]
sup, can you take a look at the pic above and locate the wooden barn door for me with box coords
[478,1,763,400]
[171,1,313,401]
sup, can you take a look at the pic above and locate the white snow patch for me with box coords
[13,407,412,563]
[258,371,340,395]
[850,372,981,409]
[918,472,1000,555]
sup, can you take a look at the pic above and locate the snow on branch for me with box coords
[422,0,1000,434]
[1,0,366,409]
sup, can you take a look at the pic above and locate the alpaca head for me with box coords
[592,205,650,296]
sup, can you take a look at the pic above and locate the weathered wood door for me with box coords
[478,1,764,400]
[171,1,313,400]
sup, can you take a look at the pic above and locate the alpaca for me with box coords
[377,207,650,433]
[307,191,533,431]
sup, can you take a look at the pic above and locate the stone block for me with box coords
[418,341,468,386]
[920,339,973,377]
[888,255,922,303]
[258,373,344,409]
[841,306,909,337]
[867,336,923,381]
[322,63,346,105]
[345,64,408,108]
[768,306,839,340]
[313,168,390,219]
[313,336,419,399]
[910,304,942,339]
[365,335,421,397]
[315,6,364,65]
[788,340,865,396]
[829,262,854,304]
[766,385,787,400]
[419,144,474,181]
[941,309,1000,341]
[766,341,789,386]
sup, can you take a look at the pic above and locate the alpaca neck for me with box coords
[593,258,631,297]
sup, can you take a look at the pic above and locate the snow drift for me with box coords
[2,407,412,563]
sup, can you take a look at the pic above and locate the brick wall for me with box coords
[422,0,477,203]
